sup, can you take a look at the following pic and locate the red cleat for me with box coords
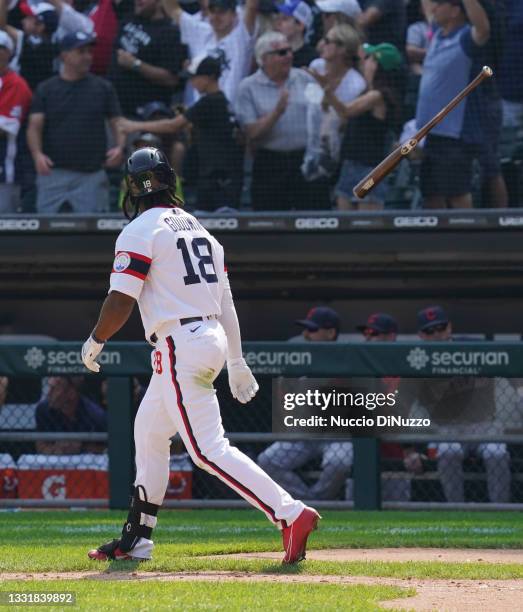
[87,539,140,562]
[282,506,321,564]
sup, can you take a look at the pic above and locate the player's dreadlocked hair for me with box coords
[123,147,184,220]
[122,185,184,221]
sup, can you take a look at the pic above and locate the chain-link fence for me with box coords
[1,343,523,508]
[1,0,522,213]
[0,375,107,502]
[219,373,523,507]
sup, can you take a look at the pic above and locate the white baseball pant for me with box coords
[435,422,511,503]
[258,441,353,500]
[132,319,304,556]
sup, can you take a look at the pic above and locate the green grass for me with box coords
[2,548,523,580]
[0,580,413,612]
[0,509,521,579]
[2,509,522,550]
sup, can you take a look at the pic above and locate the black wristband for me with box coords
[92,333,105,344]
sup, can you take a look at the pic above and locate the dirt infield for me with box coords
[2,569,523,611]
[3,549,523,611]
[221,547,523,564]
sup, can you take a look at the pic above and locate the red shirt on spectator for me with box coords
[88,0,119,75]
[0,70,31,183]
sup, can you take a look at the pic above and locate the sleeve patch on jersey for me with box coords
[112,251,151,280]
[113,252,131,272]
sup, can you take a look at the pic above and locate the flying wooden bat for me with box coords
[352,66,493,199]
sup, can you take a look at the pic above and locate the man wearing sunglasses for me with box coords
[236,31,327,210]
[416,305,511,504]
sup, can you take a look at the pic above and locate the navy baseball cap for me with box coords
[356,313,398,334]
[417,305,449,332]
[275,0,313,29]
[183,54,222,78]
[59,31,96,52]
[295,306,341,332]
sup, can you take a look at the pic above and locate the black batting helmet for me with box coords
[126,147,176,197]
[123,147,182,219]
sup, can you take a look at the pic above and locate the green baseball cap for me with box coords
[363,43,402,71]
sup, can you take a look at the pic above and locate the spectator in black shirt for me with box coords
[312,42,403,210]
[273,0,317,68]
[499,0,523,129]
[109,0,186,117]
[27,31,124,212]
[120,54,243,209]
[357,0,406,50]
[35,376,107,455]
[475,0,508,207]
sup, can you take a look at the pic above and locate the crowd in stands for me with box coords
[0,0,521,213]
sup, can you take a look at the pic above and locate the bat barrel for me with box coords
[352,66,493,199]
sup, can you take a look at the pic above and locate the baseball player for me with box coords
[258,307,353,500]
[416,305,511,503]
[81,147,320,563]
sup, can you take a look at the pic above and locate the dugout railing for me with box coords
[0,341,522,510]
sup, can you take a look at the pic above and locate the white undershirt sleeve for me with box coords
[218,274,242,362]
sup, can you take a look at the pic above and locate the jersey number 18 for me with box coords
[177,237,218,285]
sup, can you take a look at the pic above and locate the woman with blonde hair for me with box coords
[311,42,405,210]
[301,23,366,184]
[310,23,365,104]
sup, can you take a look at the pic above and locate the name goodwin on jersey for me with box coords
[164,214,205,233]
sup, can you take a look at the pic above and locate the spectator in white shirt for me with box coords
[309,23,365,110]
[163,0,258,103]
[301,23,365,182]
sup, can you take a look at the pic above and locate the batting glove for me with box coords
[227,358,259,404]
[82,335,105,373]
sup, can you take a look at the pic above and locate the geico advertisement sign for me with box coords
[295,217,339,230]
[199,218,239,230]
[393,216,438,228]
[0,218,40,231]
[97,219,129,231]
[498,216,523,227]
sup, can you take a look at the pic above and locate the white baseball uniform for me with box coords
[179,12,254,104]
[109,205,304,558]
